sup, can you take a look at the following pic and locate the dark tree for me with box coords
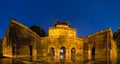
[30,25,46,37]
[113,28,120,49]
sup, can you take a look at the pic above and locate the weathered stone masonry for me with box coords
[2,19,117,60]
[83,28,117,60]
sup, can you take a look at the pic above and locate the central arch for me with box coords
[60,46,66,59]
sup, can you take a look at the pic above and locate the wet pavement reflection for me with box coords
[0,56,120,64]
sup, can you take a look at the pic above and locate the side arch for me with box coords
[49,47,55,56]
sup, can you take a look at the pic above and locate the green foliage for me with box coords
[30,25,46,37]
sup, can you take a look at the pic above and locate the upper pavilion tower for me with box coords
[48,21,76,38]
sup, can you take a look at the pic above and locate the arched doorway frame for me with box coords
[60,46,66,59]
[49,47,55,56]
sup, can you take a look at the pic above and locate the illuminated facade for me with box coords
[2,19,117,60]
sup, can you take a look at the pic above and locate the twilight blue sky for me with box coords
[0,0,120,38]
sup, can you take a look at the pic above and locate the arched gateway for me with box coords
[46,21,83,59]
[60,46,66,59]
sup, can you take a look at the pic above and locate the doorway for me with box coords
[92,47,95,55]
[60,46,66,59]
[30,45,32,56]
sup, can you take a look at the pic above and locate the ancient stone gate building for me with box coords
[2,19,117,60]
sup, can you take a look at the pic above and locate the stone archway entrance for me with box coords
[60,46,66,59]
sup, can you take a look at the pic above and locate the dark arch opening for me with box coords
[60,46,66,55]
[50,47,55,56]
[30,45,32,56]
[12,45,16,55]
[60,46,66,59]
[92,47,95,55]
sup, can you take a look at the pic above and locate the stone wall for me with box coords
[40,36,83,60]
[2,19,40,57]
[83,28,117,60]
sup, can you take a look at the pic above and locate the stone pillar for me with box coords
[66,48,69,59]
[3,37,13,57]
[68,49,71,60]
[32,49,37,61]
[110,40,117,64]
[68,48,72,61]
[88,44,91,60]
[66,48,71,60]
[55,48,59,60]
[32,40,37,61]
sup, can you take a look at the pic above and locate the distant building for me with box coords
[2,19,117,60]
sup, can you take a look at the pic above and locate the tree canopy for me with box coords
[30,25,46,37]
